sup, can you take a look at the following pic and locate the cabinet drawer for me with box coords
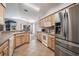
[0,52,3,56]
[15,36,21,47]
[3,46,9,56]
[0,41,8,50]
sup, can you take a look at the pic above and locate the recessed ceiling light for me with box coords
[23,3,40,12]
[24,9,28,12]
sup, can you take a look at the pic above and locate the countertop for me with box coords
[0,32,13,45]
[0,31,29,45]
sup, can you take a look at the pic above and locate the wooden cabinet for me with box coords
[48,35,55,50]
[14,32,30,48]
[51,15,55,26]
[46,16,52,27]
[37,32,43,42]
[0,4,5,25]
[0,52,3,56]
[26,33,30,43]
[14,35,22,48]
[38,15,55,27]
[21,35,26,44]
[0,40,9,56]
[3,46,9,56]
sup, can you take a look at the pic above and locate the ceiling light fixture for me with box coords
[24,9,28,12]
[24,3,40,12]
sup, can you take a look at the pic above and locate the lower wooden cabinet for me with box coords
[14,32,30,48]
[3,46,9,56]
[48,35,55,50]
[15,35,22,48]
[21,35,25,44]
[0,40,9,56]
[24,32,29,43]
[0,52,3,56]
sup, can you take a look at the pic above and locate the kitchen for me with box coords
[0,3,79,56]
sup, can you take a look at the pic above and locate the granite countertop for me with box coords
[0,32,13,45]
[0,31,29,45]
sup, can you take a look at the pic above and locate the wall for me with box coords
[14,19,31,31]
[5,18,31,31]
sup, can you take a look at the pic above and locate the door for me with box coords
[14,35,21,48]
[0,52,3,56]
[63,10,69,40]
[48,35,55,50]
[48,35,52,48]
[0,4,5,24]
[25,33,29,43]
[3,47,9,56]
[68,4,79,43]
[21,34,27,44]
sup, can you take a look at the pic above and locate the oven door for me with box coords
[42,33,48,47]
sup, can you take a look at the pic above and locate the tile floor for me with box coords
[13,34,55,56]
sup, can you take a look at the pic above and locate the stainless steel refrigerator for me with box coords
[55,4,79,56]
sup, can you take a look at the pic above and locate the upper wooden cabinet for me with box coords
[0,4,5,25]
[48,35,55,50]
[51,15,55,26]
[38,15,55,27]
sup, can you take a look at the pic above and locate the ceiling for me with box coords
[5,3,63,23]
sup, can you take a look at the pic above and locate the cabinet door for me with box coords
[0,4,5,24]
[48,36,52,48]
[51,39,55,50]
[21,34,26,44]
[44,18,47,27]
[3,47,9,56]
[51,15,55,26]
[48,35,55,50]
[37,33,39,40]
[40,20,43,27]
[39,21,41,27]
[0,52,3,56]
[38,33,42,42]
[0,41,9,56]
[48,16,52,26]
[26,33,29,43]
[15,36,21,48]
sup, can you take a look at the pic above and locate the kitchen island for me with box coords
[0,31,30,56]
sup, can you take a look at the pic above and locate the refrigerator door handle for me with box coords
[64,10,69,40]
